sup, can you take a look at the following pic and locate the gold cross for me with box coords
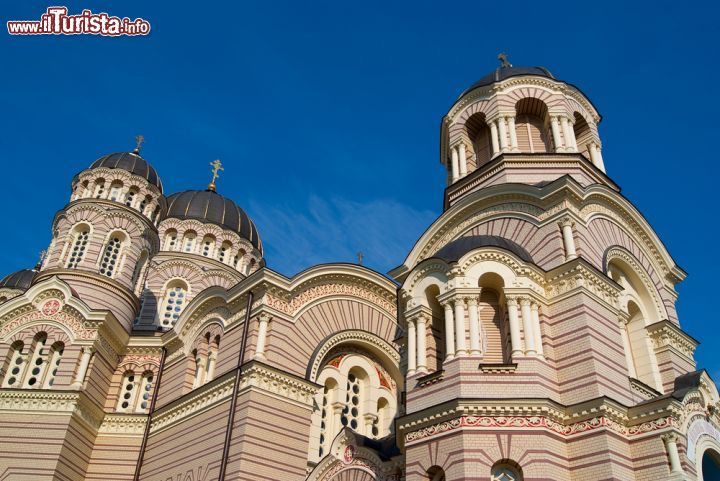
[356,251,364,265]
[134,134,145,153]
[208,159,224,191]
[498,52,512,68]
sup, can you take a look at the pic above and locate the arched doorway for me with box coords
[703,449,720,480]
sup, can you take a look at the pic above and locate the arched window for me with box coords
[515,98,551,153]
[608,261,663,391]
[23,333,48,388]
[191,333,221,388]
[108,181,123,202]
[117,371,138,412]
[2,341,27,388]
[42,342,64,388]
[66,225,90,268]
[467,113,493,169]
[164,229,178,250]
[99,232,127,278]
[182,231,197,253]
[159,280,188,328]
[93,178,106,198]
[248,258,257,274]
[200,235,215,258]
[491,461,523,481]
[218,242,232,264]
[234,249,246,270]
[702,448,720,480]
[124,187,139,208]
[427,467,446,481]
[573,112,593,159]
[138,195,151,215]
[136,371,155,412]
[311,353,397,462]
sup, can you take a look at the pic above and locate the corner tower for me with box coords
[393,57,713,481]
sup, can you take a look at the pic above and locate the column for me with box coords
[507,116,519,152]
[22,340,45,387]
[467,296,481,355]
[443,302,455,361]
[560,218,577,261]
[531,302,544,357]
[506,297,523,358]
[331,402,344,438]
[194,356,207,388]
[550,116,564,152]
[567,118,578,151]
[454,298,467,355]
[619,318,637,378]
[490,121,500,156]
[594,143,606,171]
[407,318,417,375]
[416,314,427,372]
[72,346,94,388]
[663,433,683,474]
[450,146,459,182]
[520,298,536,355]
[458,142,468,177]
[206,351,217,381]
[255,314,271,359]
[497,117,509,152]
[560,116,576,152]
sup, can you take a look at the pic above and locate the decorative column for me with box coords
[454,298,467,355]
[443,302,455,361]
[506,297,523,358]
[331,402,344,438]
[72,346,94,388]
[467,296,481,355]
[662,433,684,474]
[520,298,536,355]
[255,313,271,359]
[507,116,519,152]
[458,142,468,177]
[550,116,564,152]
[193,356,207,388]
[559,218,577,261]
[590,142,606,171]
[450,146,460,182]
[363,413,378,436]
[530,302,544,357]
[407,318,417,376]
[619,316,637,378]
[560,116,576,152]
[206,350,217,381]
[490,121,500,156]
[497,118,509,152]
[416,314,428,372]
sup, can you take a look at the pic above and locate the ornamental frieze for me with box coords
[0,304,96,341]
[265,282,397,317]
[404,415,673,443]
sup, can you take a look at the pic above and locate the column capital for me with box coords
[466,296,478,307]
[258,312,272,323]
[558,216,575,228]
[81,346,96,355]
[519,297,532,307]
[662,432,679,444]
[363,413,379,423]
[505,296,519,307]
[330,402,345,413]
[530,301,540,312]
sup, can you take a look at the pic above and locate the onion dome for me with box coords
[166,190,262,253]
[88,151,163,191]
[459,53,555,98]
[0,269,37,291]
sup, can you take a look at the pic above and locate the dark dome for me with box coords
[460,66,555,98]
[89,152,163,191]
[0,269,37,291]
[433,235,534,264]
[166,190,262,252]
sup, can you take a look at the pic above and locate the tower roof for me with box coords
[0,269,37,291]
[166,190,262,253]
[459,65,555,98]
[89,152,163,191]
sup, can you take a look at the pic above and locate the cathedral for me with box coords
[1,58,719,481]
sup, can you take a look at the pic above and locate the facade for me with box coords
[0,58,719,481]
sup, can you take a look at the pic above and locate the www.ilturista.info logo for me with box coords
[7,7,150,36]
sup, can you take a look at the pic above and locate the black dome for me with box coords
[460,66,555,98]
[0,269,37,291]
[89,152,163,191]
[166,190,262,252]
[433,235,534,264]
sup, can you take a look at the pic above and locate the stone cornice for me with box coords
[647,319,698,362]
[151,361,320,434]
[97,413,147,435]
[545,258,621,309]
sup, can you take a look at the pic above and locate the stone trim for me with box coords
[647,319,698,362]
[98,413,147,435]
[479,363,518,374]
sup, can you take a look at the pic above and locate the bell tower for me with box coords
[440,54,610,209]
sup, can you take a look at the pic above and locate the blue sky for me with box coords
[2,1,718,377]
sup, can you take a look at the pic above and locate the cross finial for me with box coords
[208,159,224,191]
[35,250,47,270]
[356,251,364,265]
[134,134,145,154]
[498,52,512,68]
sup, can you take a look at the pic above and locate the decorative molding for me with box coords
[415,369,444,388]
[479,363,518,374]
[239,362,319,407]
[404,414,673,444]
[647,319,698,361]
[97,413,147,435]
[545,260,620,307]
